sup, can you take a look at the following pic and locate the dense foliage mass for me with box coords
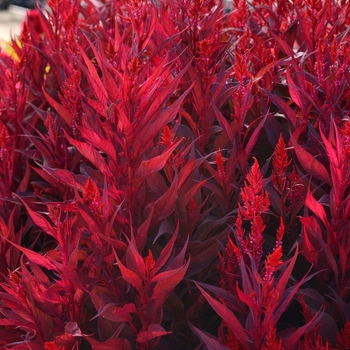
[0,0,349,349]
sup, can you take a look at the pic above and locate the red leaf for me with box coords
[134,53,171,102]
[41,165,85,191]
[42,89,72,125]
[20,126,55,164]
[87,337,131,350]
[286,66,303,110]
[193,282,242,313]
[54,333,76,349]
[188,322,230,350]
[254,57,286,82]
[339,243,347,281]
[114,253,143,292]
[212,102,235,146]
[262,88,297,128]
[79,48,108,107]
[86,98,107,118]
[91,302,132,323]
[75,193,104,241]
[4,239,58,272]
[273,244,299,314]
[267,25,295,57]
[151,258,190,310]
[236,283,260,313]
[83,34,120,102]
[282,307,324,350]
[306,224,339,287]
[13,194,56,239]
[178,178,208,218]
[10,341,44,350]
[152,172,178,223]
[178,154,209,190]
[319,123,341,168]
[114,103,134,141]
[135,82,194,154]
[167,234,189,270]
[125,238,145,277]
[64,131,110,175]
[16,160,31,193]
[151,263,187,284]
[146,58,192,121]
[305,186,330,231]
[136,138,182,178]
[89,286,135,323]
[300,217,322,265]
[136,324,171,343]
[154,221,179,272]
[136,205,154,252]
[244,114,267,158]
[269,264,314,327]
[195,283,249,349]
[290,133,331,183]
[319,125,343,210]
[314,8,330,44]
[293,3,313,52]
[186,230,227,277]
[79,126,117,163]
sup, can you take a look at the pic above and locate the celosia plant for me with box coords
[0,0,349,349]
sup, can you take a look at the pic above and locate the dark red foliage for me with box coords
[0,0,349,349]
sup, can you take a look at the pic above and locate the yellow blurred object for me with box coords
[0,39,8,51]
[0,39,21,60]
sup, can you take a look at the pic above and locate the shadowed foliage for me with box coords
[0,0,349,349]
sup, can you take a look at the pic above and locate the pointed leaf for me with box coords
[236,283,260,313]
[136,324,171,343]
[212,102,234,146]
[168,234,189,270]
[83,34,121,102]
[177,154,209,190]
[4,239,58,272]
[245,114,267,158]
[305,186,330,231]
[87,337,131,350]
[300,217,322,265]
[135,83,194,152]
[13,194,56,238]
[134,53,171,101]
[283,307,324,350]
[125,238,145,277]
[195,283,249,349]
[186,231,227,277]
[114,253,143,292]
[307,227,339,287]
[40,165,85,191]
[152,172,178,223]
[152,258,190,310]
[286,66,304,109]
[136,205,154,251]
[188,322,230,350]
[136,138,182,178]
[262,88,297,128]
[79,126,117,163]
[274,244,299,308]
[154,221,179,272]
[42,89,72,125]
[64,131,109,175]
[79,48,108,107]
[293,3,313,52]
[290,133,330,183]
